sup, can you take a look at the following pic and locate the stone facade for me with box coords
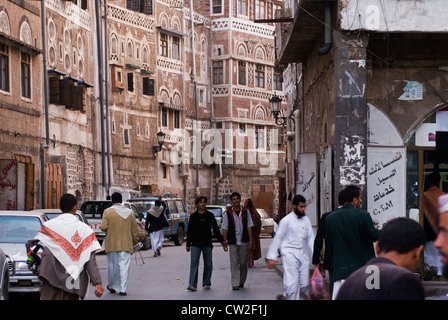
[0,0,285,214]
[276,0,448,228]
[0,0,42,210]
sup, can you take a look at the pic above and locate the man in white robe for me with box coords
[101,192,139,296]
[267,195,315,300]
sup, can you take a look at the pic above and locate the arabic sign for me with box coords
[367,147,406,229]
[398,81,423,101]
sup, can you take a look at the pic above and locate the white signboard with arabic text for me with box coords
[367,147,406,229]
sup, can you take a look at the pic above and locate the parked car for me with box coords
[0,211,49,295]
[257,208,275,237]
[32,209,89,225]
[126,196,188,246]
[80,200,112,243]
[80,200,149,248]
[124,202,150,250]
[206,205,227,237]
[0,248,14,300]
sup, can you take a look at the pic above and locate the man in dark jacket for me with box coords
[325,185,380,299]
[145,199,168,257]
[336,217,426,300]
[186,196,227,291]
[312,189,346,296]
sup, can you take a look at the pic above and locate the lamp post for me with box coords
[269,94,287,127]
[153,131,166,156]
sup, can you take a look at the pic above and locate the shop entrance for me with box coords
[407,112,448,280]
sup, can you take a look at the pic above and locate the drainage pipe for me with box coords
[318,1,332,56]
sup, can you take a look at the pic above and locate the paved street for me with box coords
[85,236,283,300]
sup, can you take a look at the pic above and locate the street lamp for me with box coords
[153,131,166,156]
[269,94,287,127]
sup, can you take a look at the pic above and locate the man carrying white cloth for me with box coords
[34,193,103,300]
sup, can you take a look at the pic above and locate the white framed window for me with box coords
[21,51,31,99]
[238,61,246,86]
[160,33,168,57]
[172,36,180,60]
[213,61,224,85]
[212,0,223,15]
[256,0,266,20]
[123,128,130,147]
[255,64,265,88]
[238,0,248,16]
[255,125,265,149]
[174,110,180,129]
[161,107,168,127]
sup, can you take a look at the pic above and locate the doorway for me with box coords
[406,114,448,280]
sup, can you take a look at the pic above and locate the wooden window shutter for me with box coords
[127,72,134,92]
[133,0,140,11]
[70,85,84,111]
[49,77,60,104]
[59,79,71,106]
[142,77,154,96]
[146,0,153,15]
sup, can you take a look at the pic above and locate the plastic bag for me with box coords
[308,267,328,300]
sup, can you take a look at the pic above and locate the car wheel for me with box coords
[173,226,184,246]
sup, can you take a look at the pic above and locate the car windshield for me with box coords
[207,208,223,218]
[128,201,155,213]
[0,216,42,244]
[82,202,112,219]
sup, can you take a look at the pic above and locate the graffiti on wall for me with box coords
[340,135,366,186]
[0,160,18,210]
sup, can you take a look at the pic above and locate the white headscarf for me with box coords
[438,194,448,213]
[35,214,102,280]
[112,204,133,220]
[148,206,164,218]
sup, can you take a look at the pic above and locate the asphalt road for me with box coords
[85,235,283,301]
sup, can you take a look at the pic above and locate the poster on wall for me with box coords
[367,147,406,229]
[320,147,332,215]
[296,153,318,228]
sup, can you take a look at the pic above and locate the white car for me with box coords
[257,208,275,237]
[0,248,14,300]
[0,211,49,295]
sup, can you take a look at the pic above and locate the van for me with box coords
[126,196,188,246]
[79,200,112,243]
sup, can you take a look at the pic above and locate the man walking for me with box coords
[101,192,139,296]
[325,185,380,299]
[186,196,227,291]
[267,194,315,300]
[336,217,426,300]
[33,193,103,300]
[423,172,445,280]
[146,198,168,257]
[222,192,254,290]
